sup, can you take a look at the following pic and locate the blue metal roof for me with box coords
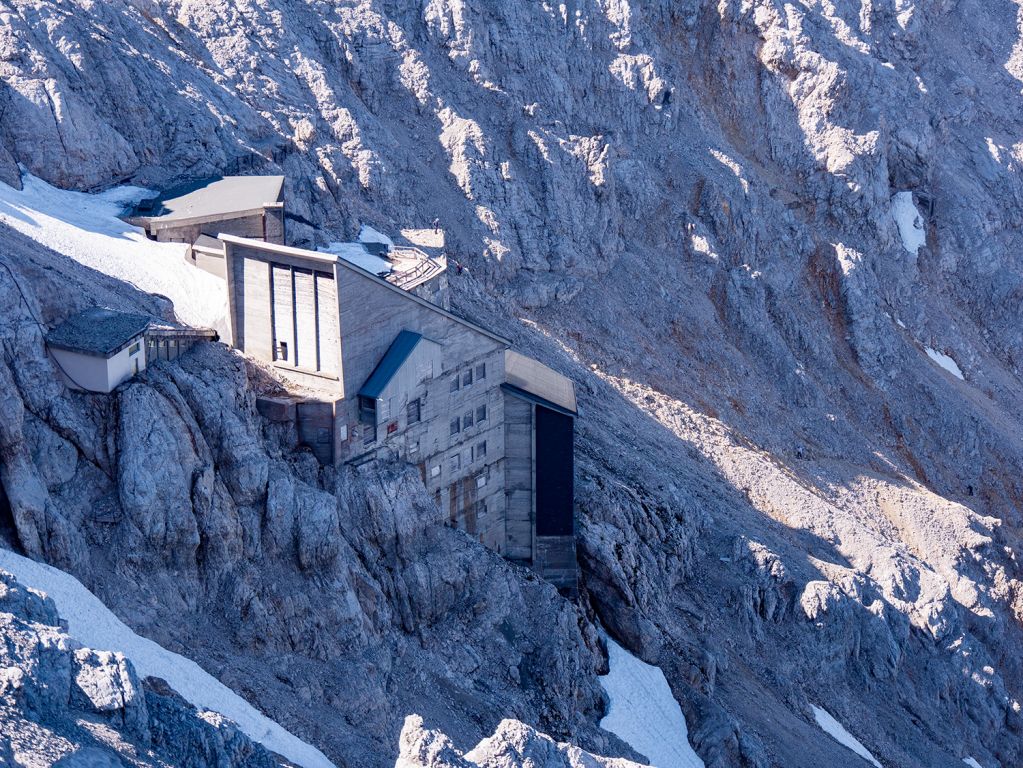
[359,330,423,399]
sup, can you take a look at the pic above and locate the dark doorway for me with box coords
[534,406,574,537]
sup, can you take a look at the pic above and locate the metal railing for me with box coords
[386,248,446,290]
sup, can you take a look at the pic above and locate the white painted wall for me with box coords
[49,335,146,393]
[106,338,146,391]
[50,347,113,392]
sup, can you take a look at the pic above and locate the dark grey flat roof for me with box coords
[359,330,423,400]
[129,176,284,223]
[46,307,151,357]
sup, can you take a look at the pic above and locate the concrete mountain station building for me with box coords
[117,175,579,592]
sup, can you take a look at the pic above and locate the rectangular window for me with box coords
[430,465,441,478]
[476,404,487,423]
[449,417,460,436]
[463,410,474,428]
[128,342,140,356]
[407,398,421,424]
[475,440,487,460]
[358,395,377,424]
[475,363,486,380]
[476,473,487,488]
[462,369,473,387]
[449,454,461,472]
[450,376,460,393]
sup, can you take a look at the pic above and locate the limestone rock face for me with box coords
[1,2,1023,768]
[0,569,279,768]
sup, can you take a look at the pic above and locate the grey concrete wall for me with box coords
[534,536,577,594]
[185,247,226,278]
[155,209,274,244]
[264,204,285,244]
[503,393,534,561]
[224,241,344,394]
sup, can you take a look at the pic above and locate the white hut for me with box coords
[46,308,150,393]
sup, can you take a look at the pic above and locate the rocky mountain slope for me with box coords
[2,1,1023,767]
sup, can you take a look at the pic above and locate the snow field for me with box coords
[0,549,336,768]
[598,635,705,768]
[811,705,882,768]
[0,173,229,334]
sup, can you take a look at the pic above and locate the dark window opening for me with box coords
[476,363,486,380]
[407,398,421,424]
[449,417,461,436]
[462,369,473,387]
[359,395,377,445]
[450,376,460,393]
[476,404,487,422]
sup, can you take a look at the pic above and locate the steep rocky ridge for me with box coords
[1,1,1023,767]
[0,567,281,767]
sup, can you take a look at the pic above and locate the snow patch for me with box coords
[0,549,336,768]
[599,635,704,768]
[925,346,965,380]
[358,224,393,248]
[0,173,228,334]
[963,758,984,768]
[891,191,926,255]
[811,706,882,768]
[321,241,392,275]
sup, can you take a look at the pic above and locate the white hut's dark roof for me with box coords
[129,176,284,223]
[46,307,151,358]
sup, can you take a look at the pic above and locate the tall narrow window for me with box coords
[449,417,460,436]
[463,410,474,428]
[450,376,460,393]
[462,369,473,387]
[475,440,487,460]
[476,404,487,423]
[475,363,486,380]
[407,398,421,425]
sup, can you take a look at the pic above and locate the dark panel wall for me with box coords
[534,406,574,537]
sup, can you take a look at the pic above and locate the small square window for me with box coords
[430,465,441,478]
[475,440,487,459]
[476,473,487,488]
[407,398,421,424]
[463,410,474,428]
[449,417,460,436]
[462,369,473,387]
[475,363,486,380]
[476,404,487,423]
[449,454,461,472]
[450,376,460,393]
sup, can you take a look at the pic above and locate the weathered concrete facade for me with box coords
[219,234,577,587]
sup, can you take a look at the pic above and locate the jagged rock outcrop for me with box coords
[2,2,1023,768]
[396,715,644,768]
[0,568,279,767]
